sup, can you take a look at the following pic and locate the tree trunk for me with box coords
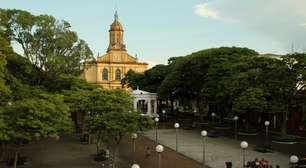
[96,142,100,154]
[0,142,5,162]
[281,111,288,136]
[14,151,18,168]
[196,98,201,121]
[246,111,250,131]
[112,147,119,168]
[96,133,101,154]
[88,134,91,145]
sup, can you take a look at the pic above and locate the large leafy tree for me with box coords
[203,48,258,116]
[121,70,145,89]
[84,89,153,168]
[0,37,11,103]
[278,53,306,135]
[0,9,93,81]
[233,87,267,130]
[0,29,73,167]
[122,64,169,93]
[87,111,152,168]
[0,93,71,168]
[158,47,258,114]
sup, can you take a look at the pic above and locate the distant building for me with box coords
[81,11,148,89]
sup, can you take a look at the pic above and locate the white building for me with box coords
[132,88,158,117]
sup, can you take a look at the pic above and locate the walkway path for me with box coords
[1,134,204,168]
[119,135,204,168]
[13,135,100,168]
[145,129,289,168]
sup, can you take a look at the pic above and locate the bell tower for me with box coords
[107,11,126,52]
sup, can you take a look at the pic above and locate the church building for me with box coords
[81,12,148,89]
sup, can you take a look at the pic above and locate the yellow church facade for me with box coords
[81,12,148,89]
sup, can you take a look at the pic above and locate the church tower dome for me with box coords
[107,11,126,52]
[110,11,123,31]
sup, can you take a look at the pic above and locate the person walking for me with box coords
[145,146,151,158]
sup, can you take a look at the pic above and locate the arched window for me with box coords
[115,69,121,80]
[102,68,108,80]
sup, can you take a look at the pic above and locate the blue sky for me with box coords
[1,0,306,66]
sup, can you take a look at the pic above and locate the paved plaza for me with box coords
[1,134,204,168]
[2,135,101,168]
[145,129,290,168]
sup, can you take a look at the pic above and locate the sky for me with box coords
[1,0,306,66]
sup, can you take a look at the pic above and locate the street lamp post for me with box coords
[131,163,140,168]
[234,116,238,140]
[156,145,164,168]
[174,123,180,152]
[162,110,166,121]
[193,109,197,120]
[290,155,299,168]
[131,133,138,153]
[155,117,159,144]
[211,113,216,126]
[240,141,248,168]
[264,121,270,147]
[162,110,166,128]
[201,130,207,168]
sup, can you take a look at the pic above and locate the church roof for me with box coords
[110,20,123,31]
[132,88,157,96]
[110,11,123,31]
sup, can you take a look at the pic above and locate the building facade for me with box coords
[81,12,148,89]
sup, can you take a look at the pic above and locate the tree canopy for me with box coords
[125,46,306,135]
[0,9,93,80]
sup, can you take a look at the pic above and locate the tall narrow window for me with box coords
[115,69,121,80]
[102,68,108,80]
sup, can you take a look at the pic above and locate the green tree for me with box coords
[122,64,168,92]
[279,53,306,135]
[158,47,258,115]
[121,69,145,89]
[84,89,153,168]
[87,111,152,168]
[0,29,13,103]
[0,9,93,80]
[0,93,71,168]
[203,48,258,117]
[233,88,267,130]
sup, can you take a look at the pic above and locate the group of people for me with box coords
[246,158,280,168]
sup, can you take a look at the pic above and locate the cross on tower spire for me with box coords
[114,10,118,20]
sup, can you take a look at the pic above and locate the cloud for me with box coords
[194,3,219,20]
[302,22,306,28]
[202,0,306,52]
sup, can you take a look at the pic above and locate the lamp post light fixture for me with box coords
[240,141,248,168]
[234,116,239,140]
[131,164,140,168]
[162,110,166,120]
[156,145,164,168]
[201,130,207,168]
[290,155,299,168]
[174,123,180,152]
[131,133,138,153]
[264,121,270,146]
[211,113,216,126]
[155,117,159,143]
